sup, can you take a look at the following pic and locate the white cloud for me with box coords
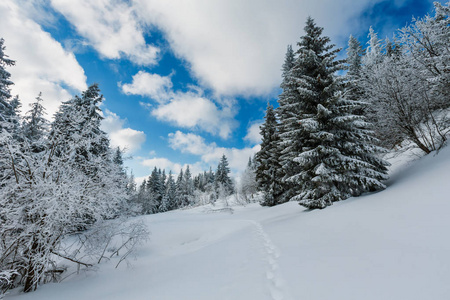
[142,157,181,172]
[152,93,237,139]
[168,131,260,173]
[50,0,159,65]
[101,110,146,153]
[140,157,205,178]
[244,121,262,145]
[120,71,173,102]
[168,131,214,156]
[121,71,238,139]
[0,0,87,118]
[132,0,383,96]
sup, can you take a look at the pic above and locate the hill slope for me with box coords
[6,147,450,300]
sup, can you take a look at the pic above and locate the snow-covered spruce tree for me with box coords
[175,168,185,208]
[345,35,365,110]
[0,39,22,145]
[205,167,216,202]
[137,179,149,213]
[0,38,15,131]
[22,92,48,152]
[3,95,22,139]
[112,147,133,214]
[215,154,234,197]
[146,167,164,213]
[50,84,110,171]
[49,84,128,218]
[281,17,389,209]
[182,165,195,206]
[126,171,141,214]
[275,44,303,203]
[161,170,177,211]
[255,104,283,206]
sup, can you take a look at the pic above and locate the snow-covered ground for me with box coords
[6,146,450,300]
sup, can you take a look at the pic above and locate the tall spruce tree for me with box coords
[215,154,234,196]
[345,36,365,104]
[0,38,17,136]
[276,44,303,203]
[161,171,177,211]
[50,84,110,173]
[175,168,184,207]
[255,104,283,206]
[146,167,164,213]
[279,17,388,209]
[23,92,48,150]
[49,84,127,215]
[182,166,194,206]
[0,38,14,124]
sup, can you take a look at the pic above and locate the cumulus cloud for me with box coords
[168,131,260,173]
[0,0,87,118]
[132,0,386,96]
[121,71,173,102]
[142,157,181,172]
[50,0,159,65]
[168,131,214,156]
[101,110,146,153]
[152,93,237,139]
[121,71,238,139]
[244,121,263,145]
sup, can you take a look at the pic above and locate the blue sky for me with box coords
[0,0,443,182]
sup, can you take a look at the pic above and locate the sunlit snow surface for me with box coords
[6,146,450,300]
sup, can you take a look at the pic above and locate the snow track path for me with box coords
[249,220,292,300]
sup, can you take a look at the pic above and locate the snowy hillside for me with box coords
[6,146,450,300]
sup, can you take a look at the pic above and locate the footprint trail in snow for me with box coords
[249,220,292,300]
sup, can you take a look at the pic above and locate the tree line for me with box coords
[133,154,235,214]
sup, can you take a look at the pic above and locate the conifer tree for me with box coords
[255,104,283,206]
[179,166,194,207]
[0,38,15,129]
[215,154,234,196]
[275,44,303,203]
[175,168,184,207]
[146,167,164,213]
[49,84,127,216]
[279,17,389,209]
[50,84,110,173]
[205,167,216,202]
[138,179,150,213]
[365,27,384,65]
[345,36,364,102]
[22,92,48,150]
[161,171,177,211]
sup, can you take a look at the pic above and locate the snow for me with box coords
[5,146,450,300]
